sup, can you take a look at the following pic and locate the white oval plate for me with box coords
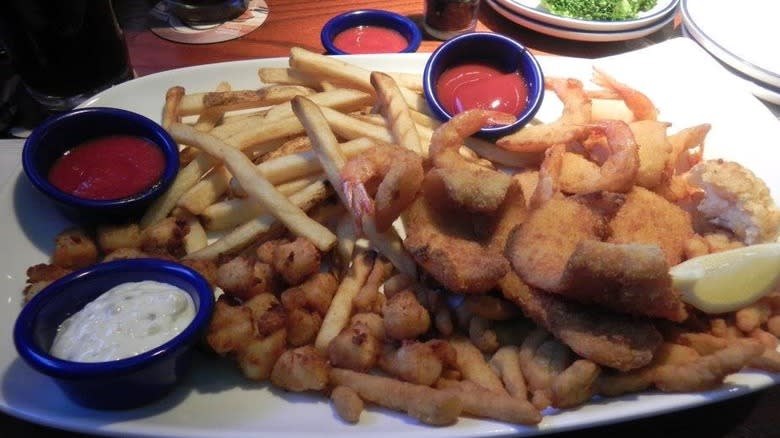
[487,0,675,42]
[681,0,780,89]
[495,0,679,31]
[1,38,779,438]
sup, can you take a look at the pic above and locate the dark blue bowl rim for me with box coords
[21,107,180,208]
[422,32,545,137]
[321,9,422,55]
[13,258,215,380]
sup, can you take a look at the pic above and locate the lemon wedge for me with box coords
[670,243,780,314]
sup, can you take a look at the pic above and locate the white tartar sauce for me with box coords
[50,280,196,362]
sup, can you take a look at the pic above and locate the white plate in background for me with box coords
[1,38,779,438]
[487,0,676,42]
[497,0,679,31]
[681,0,780,89]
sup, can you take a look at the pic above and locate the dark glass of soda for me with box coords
[0,0,132,112]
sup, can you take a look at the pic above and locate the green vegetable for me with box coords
[540,0,658,21]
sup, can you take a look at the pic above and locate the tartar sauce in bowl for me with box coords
[50,280,196,362]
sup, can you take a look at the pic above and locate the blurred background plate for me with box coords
[495,0,679,31]
[681,0,780,89]
[487,0,676,42]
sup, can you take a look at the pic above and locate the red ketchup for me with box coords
[332,25,409,54]
[435,63,529,116]
[48,135,165,200]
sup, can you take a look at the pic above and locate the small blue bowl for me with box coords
[22,107,179,224]
[321,9,422,55]
[422,32,545,138]
[14,259,215,410]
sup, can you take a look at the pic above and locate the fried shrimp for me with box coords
[496,77,591,153]
[558,119,640,194]
[428,109,515,214]
[340,143,424,232]
[591,67,658,121]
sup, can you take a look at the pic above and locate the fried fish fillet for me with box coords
[559,240,688,322]
[505,195,606,292]
[403,175,509,294]
[499,272,663,371]
[607,186,694,266]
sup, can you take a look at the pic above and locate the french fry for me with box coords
[288,47,428,113]
[258,67,329,89]
[194,81,232,132]
[370,71,421,154]
[330,368,463,426]
[169,122,337,252]
[177,165,231,215]
[314,250,375,353]
[178,85,315,116]
[264,88,373,122]
[201,175,325,231]
[140,152,216,229]
[182,212,208,254]
[162,86,185,129]
[292,96,417,276]
[185,179,331,260]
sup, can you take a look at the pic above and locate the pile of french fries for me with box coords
[32,46,780,428]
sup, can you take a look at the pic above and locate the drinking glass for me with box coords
[0,0,132,112]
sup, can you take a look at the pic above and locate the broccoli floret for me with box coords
[540,0,658,21]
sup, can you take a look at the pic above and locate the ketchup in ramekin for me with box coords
[48,135,166,201]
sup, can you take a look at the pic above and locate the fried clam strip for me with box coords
[499,272,663,371]
[330,368,462,426]
[288,47,427,113]
[168,123,337,252]
[292,96,417,276]
[558,240,688,322]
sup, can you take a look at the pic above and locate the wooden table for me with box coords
[3,0,778,436]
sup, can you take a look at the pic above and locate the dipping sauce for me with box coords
[332,25,409,54]
[435,63,529,116]
[48,135,166,200]
[49,280,196,362]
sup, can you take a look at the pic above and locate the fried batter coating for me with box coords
[207,295,255,354]
[558,240,688,322]
[237,329,287,380]
[379,340,449,386]
[607,186,694,266]
[96,223,142,253]
[550,359,600,409]
[403,175,510,294]
[140,216,187,258]
[271,237,322,285]
[382,290,431,340]
[499,272,663,371]
[270,345,330,392]
[653,340,764,392]
[52,227,99,269]
[327,324,381,371]
[330,385,364,423]
[505,195,605,292]
[686,159,780,244]
[216,255,278,301]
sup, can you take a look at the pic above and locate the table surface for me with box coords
[3,0,779,436]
